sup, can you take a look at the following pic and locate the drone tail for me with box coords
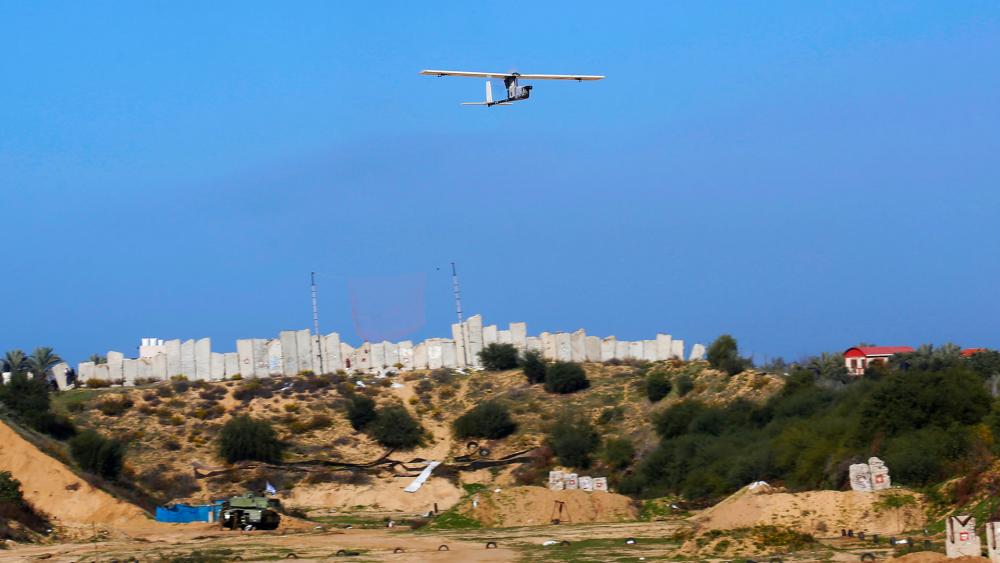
[461,80,496,106]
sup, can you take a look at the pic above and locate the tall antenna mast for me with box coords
[311,272,322,372]
[451,262,470,366]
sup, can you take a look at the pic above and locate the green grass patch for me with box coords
[462,483,487,495]
[427,510,482,530]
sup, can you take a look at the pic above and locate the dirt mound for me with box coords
[691,484,925,535]
[285,475,463,514]
[458,485,638,527]
[0,420,154,531]
[889,554,989,563]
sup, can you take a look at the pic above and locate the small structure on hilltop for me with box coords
[843,346,915,376]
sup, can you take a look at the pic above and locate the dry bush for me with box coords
[95,395,134,417]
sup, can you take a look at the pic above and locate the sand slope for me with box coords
[0,420,152,530]
[690,484,925,535]
[460,486,638,527]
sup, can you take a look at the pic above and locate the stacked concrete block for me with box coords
[570,330,587,362]
[384,341,400,369]
[451,323,468,368]
[266,339,282,375]
[427,340,444,369]
[592,477,608,492]
[356,343,371,372]
[279,331,298,376]
[465,315,484,368]
[152,354,167,381]
[526,336,543,353]
[498,329,512,345]
[413,342,428,369]
[252,339,269,378]
[689,343,707,361]
[210,353,225,380]
[194,338,211,381]
[179,340,195,377]
[122,359,138,386]
[541,332,556,360]
[295,330,313,373]
[642,340,658,362]
[946,515,981,558]
[614,340,629,360]
[548,471,565,491]
[510,322,527,350]
[849,463,873,492]
[136,358,151,382]
[869,457,891,490]
[483,325,498,346]
[107,351,124,382]
[579,476,593,491]
[986,521,1000,563]
[442,340,457,368]
[340,342,355,371]
[236,339,254,377]
[398,341,414,371]
[94,363,110,382]
[670,339,684,360]
[370,342,386,371]
[555,333,572,361]
[628,341,643,361]
[656,334,673,361]
[564,473,579,490]
[165,339,182,378]
[224,353,239,378]
[51,362,70,389]
[585,336,602,362]
[601,337,617,361]
[322,333,342,373]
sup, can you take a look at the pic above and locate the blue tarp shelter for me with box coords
[155,503,219,523]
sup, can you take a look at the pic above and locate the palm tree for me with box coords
[88,354,107,365]
[3,349,27,375]
[26,347,62,380]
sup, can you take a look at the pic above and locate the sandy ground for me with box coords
[459,486,639,527]
[286,475,462,514]
[889,554,990,562]
[691,483,925,535]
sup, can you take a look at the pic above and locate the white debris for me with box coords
[404,461,441,493]
[542,540,559,546]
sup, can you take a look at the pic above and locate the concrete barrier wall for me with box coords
[70,314,707,389]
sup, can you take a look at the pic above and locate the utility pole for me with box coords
[311,272,323,373]
[451,262,469,365]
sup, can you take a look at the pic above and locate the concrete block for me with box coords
[370,342,386,370]
[498,329,512,345]
[194,338,211,381]
[670,339,685,360]
[413,342,428,369]
[946,515,981,558]
[384,341,399,369]
[541,332,556,360]
[122,359,138,386]
[237,339,255,377]
[601,337,617,361]
[210,353,225,381]
[266,339,282,375]
[356,342,371,372]
[526,336,543,353]
[510,322,527,350]
[642,340,658,362]
[585,336,601,362]
[296,329,313,373]
[427,340,443,369]
[106,351,124,383]
[579,476,593,492]
[253,339,269,378]
[151,353,167,381]
[165,339,182,378]
[483,325,498,346]
[570,330,587,362]
[442,340,457,368]
[78,361,95,382]
[398,341,414,371]
[628,341,643,361]
[985,521,1000,563]
[451,323,468,368]
[224,353,239,378]
[322,333,342,373]
[51,362,71,389]
[593,477,608,492]
[465,315,484,367]
[548,470,564,491]
[340,343,355,371]
[180,339,195,378]
[94,363,110,382]
[279,331,298,376]
[614,340,629,360]
[689,343,707,361]
[848,463,872,492]
[656,334,673,361]
[869,457,891,490]
[564,473,579,490]
[555,332,572,362]
[137,358,151,382]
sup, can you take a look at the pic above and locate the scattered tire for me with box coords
[438,544,450,551]
[285,554,299,559]
[335,549,359,557]
[485,541,498,549]
[770,558,783,563]
[393,547,405,553]
[625,537,637,545]
[860,554,876,562]
[232,557,243,561]
[560,540,571,547]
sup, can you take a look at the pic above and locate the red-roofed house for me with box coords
[961,348,987,357]
[843,346,915,376]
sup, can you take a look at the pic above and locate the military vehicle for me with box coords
[219,492,281,530]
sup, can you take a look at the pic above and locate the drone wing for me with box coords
[420,70,604,81]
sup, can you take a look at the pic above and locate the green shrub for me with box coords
[218,415,283,463]
[0,470,23,503]
[346,395,377,430]
[85,378,112,389]
[646,371,672,402]
[96,395,134,416]
[69,430,125,480]
[707,334,750,376]
[674,374,694,397]
[478,343,519,371]
[602,437,636,469]
[28,411,77,440]
[370,406,424,449]
[544,362,590,394]
[453,401,516,439]
[521,350,546,384]
[546,411,600,468]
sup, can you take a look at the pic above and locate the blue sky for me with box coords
[2,2,998,365]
